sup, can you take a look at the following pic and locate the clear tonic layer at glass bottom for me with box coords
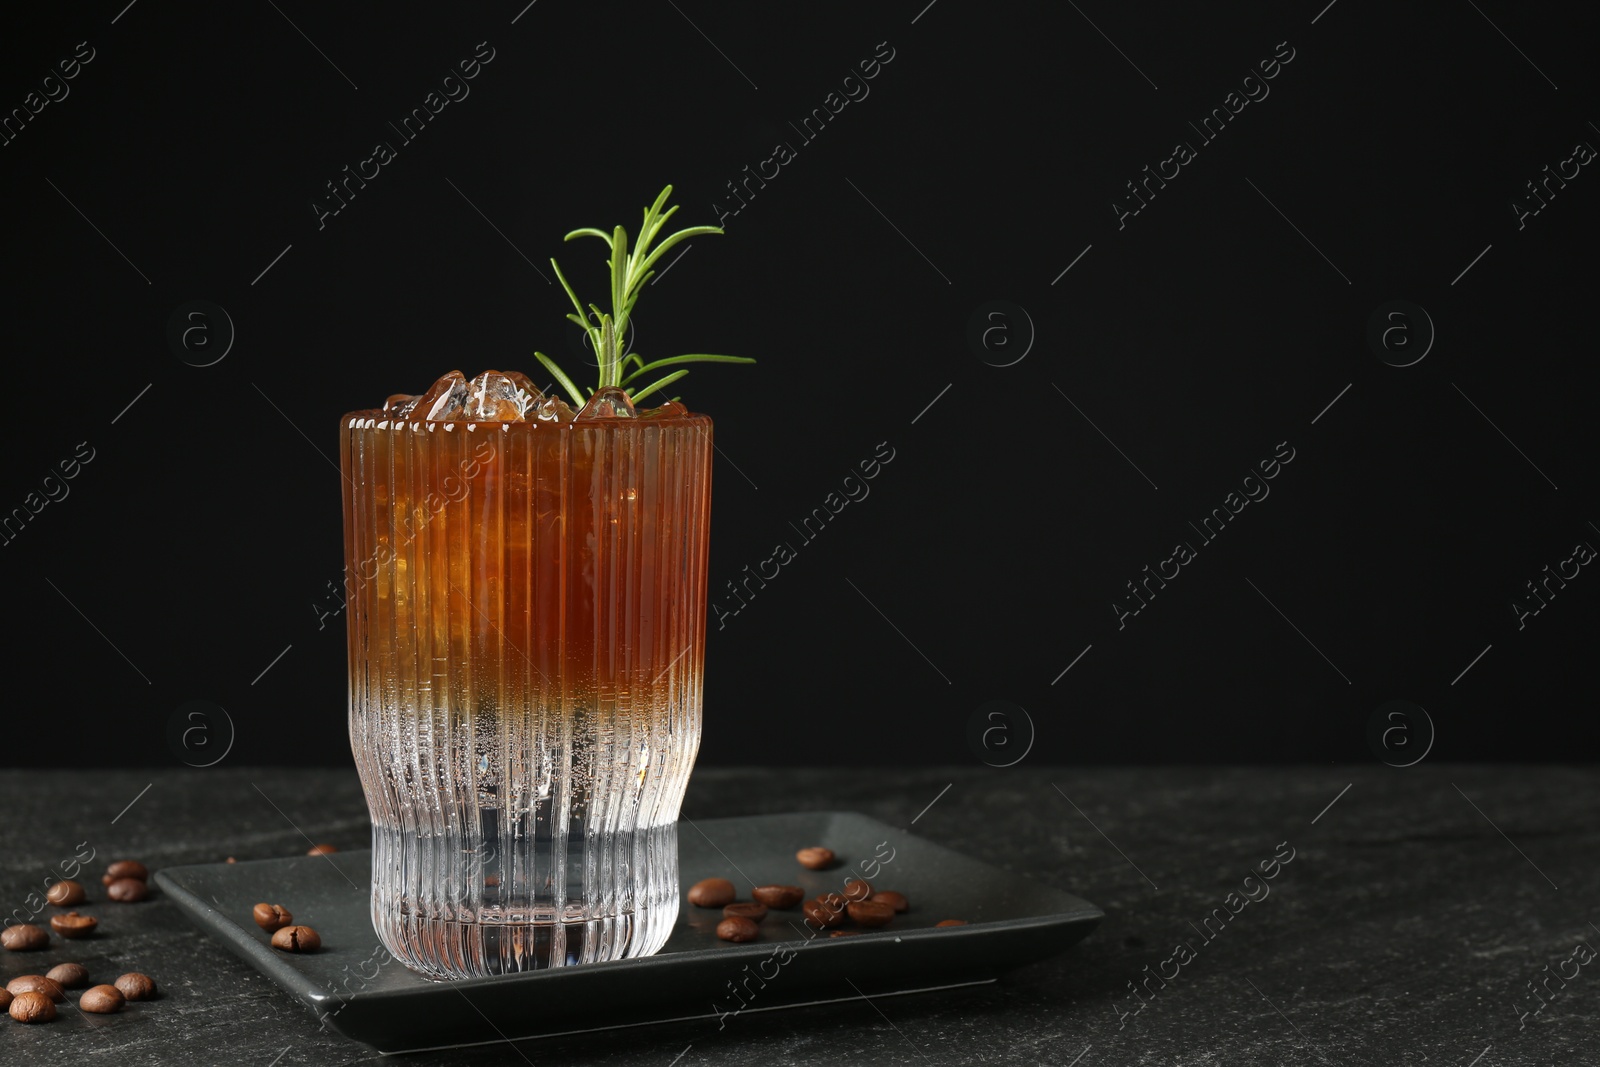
[357,701,694,978]
[368,826,680,977]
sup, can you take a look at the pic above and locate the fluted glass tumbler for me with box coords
[339,404,712,978]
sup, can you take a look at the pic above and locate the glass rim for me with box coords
[340,408,712,432]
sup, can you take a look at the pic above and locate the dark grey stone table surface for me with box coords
[0,766,1594,1065]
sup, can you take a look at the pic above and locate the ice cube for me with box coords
[534,393,576,423]
[575,386,637,421]
[465,370,543,422]
[412,370,469,421]
[639,399,688,419]
[384,393,419,417]
[503,370,542,404]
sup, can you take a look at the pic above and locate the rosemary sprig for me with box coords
[534,185,754,407]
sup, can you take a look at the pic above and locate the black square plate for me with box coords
[154,811,1101,1052]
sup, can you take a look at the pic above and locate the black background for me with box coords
[4,1,1596,767]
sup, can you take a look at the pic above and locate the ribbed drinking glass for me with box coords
[340,397,712,978]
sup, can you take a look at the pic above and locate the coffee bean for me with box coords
[802,894,847,929]
[46,880,86,907]
[871,890,909,913]
[796,847,835,870]
[686,878,736,908]
[752,885,804,909]
[0,989,10,1010]
[114,973,158,1001]
[1,923,48,950]
[50,912,97,939]
[847,900,895,927]
[306,843,338,856]
[6,976,65,1003]
[935,919,968,927]
[80,985,125,1014]
[107,877,149,903]
[225,856,237,863]
[841,878,874,902]
[252,903,293,932]
[716,917,760,943]
[45,963,89,990]
[723,902,768,923]
[9,990,55,1023]
[271,926,322,952]
[102,860,148,885]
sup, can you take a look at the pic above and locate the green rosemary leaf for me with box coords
[609,226,629,380]
[599,315,618,389]
[631,202,678,271]
[648,185,674,221]
[635,205,679,262]
[627,368,689,404]
[625,269,656,298]
[631,226,722,294]
[620,353,755,386]
[534,350,586,407]
[551,258,589,324]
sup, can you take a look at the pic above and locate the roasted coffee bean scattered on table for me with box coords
[271,926,322,952]
[8,990,55,1023]
[46,880,86,906]
[1,923,48,951]
[107,878,149,903]
[871,890,909,913]
[6,976,65,1003]
[102,860,148,885]
[687,877,736,907]
[795,846,836,870]
[45,963,89,989]
[114,973,158,1001]
[752,885,804,909]
[50,912,97,938]
[80,985,125,1014]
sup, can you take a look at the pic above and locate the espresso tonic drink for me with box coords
[341,371,711,977]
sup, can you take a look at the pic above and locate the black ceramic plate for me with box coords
[155,811,1101,1052]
